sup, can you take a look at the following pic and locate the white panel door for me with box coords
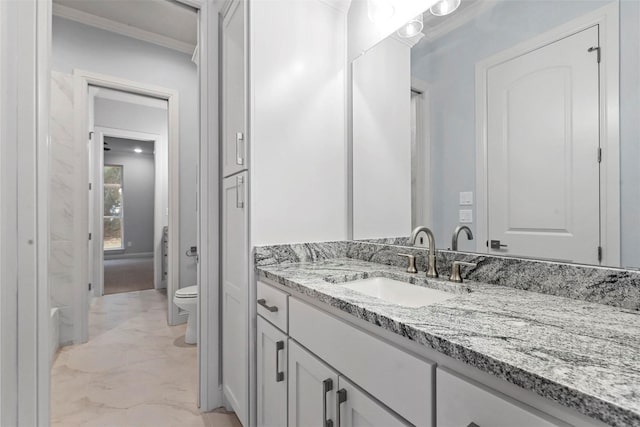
[288,339,339,427]
[487,25,600,264]
[337,377,408,427]
[222,172,248,425]
[222,0,246,178]
[257,317,287,427]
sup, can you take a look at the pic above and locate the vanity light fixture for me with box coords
[430,0,461,16]
[397,14,423,38]
[134,148,143,153]
[367,0,394,23]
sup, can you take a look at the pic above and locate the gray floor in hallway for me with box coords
[103,257,154,295]
[51,289,242,427]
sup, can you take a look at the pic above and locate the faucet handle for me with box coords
[397,253,417,273]
[449,261,477,283]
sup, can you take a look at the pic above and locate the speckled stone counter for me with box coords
[255,250,640,427]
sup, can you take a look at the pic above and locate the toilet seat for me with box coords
[175,285,198,299]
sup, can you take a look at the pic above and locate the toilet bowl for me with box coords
[174,285,198,344]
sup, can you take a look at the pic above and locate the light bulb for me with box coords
[397,15,424,38]
[134,148,142,153]
[430,0,461,16]
[367,0,394,23]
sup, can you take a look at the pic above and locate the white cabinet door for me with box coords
[257,317,287,427]
[289,298,433,427]
[289,340,339,427]
[221,0,246,177]
[222,172,249,425]
[437,368,568,427]
[337,377,408,427]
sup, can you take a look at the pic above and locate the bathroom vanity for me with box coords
[254,242,639,427]
[248,0,640,426]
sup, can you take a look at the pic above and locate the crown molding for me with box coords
[390,31,425,48]
[52,3,196,55]
[317,0,352,14]
[424,0,497,42]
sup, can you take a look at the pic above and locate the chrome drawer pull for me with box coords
[323,379,333,427]
[336,388,347,427]
[257,299,278,312]
[236,175,244,209]
[275,340,285,382]
[236,132,244,165]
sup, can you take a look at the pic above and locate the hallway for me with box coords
[51,290,241,427]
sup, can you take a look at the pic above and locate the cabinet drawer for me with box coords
[289,298,433,427]
[437,368,569,427]
[257,281,289,332]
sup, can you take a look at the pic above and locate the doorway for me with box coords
[99,132,162,296]
[80,78,180,329]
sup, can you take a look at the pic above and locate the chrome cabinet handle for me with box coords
[322,379,334,427]
[236,132,244,165]
[275,340,285,382]
[236,175,244,209]
[257,299,278,312]
[336,388,347,427]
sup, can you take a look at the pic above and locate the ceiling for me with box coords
[53,0,197,54]
[104,137,155,155]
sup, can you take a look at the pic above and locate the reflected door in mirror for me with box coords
[486,25,600,264]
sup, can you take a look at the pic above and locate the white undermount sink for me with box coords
[340,277,457,308]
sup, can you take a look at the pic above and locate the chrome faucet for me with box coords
[451,225,473,251]
[409,226,438,278]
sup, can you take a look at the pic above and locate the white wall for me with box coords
[52,16,199,290]
[103,147,155,255]
[352,36,411,239]
[49,71,82,345]
[250,0,348,245]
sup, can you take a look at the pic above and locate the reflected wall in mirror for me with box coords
[351,0,640,269]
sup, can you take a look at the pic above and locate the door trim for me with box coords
[74,70,181,342]
[475,2,620,266]
[411,78,432,229]
[1,0,52,424]
[195,0,223,412]
[92,127,163,298]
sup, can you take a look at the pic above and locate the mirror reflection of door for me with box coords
[486,25,600,264]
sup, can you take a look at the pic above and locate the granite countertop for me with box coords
[256,258,640,427]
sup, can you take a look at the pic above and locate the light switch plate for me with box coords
[459,209,473,223]
[459,191,473,206]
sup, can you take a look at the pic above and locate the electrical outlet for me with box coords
[127,242,132,247]
[459,191,473,206]
[459,209,473,224]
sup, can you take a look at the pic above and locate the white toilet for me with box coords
[174,285,198,344]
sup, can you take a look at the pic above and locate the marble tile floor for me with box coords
[51,289,242,427]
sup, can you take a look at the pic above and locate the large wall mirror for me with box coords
[350,0,640,269]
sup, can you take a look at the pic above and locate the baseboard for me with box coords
[104,252,154,260]
[50,308,60,365]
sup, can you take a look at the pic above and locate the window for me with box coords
[104,165,124,250]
